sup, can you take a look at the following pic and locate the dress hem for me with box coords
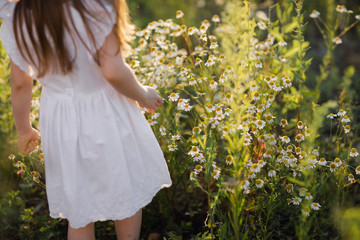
[49,182,172,229]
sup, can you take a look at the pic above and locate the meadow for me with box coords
[1,0,360,239]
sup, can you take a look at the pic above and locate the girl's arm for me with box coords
[10,60,40,155]
[98,28,162,113]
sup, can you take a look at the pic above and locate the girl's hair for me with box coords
[13,0,134,78]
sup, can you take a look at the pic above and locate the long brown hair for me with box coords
[13,0,134,78]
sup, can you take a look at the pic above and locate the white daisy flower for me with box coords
[310,10,320,18]
[212,14,220,22]
[333,37,342,45]
[327,113,337,119]
[209,80,218,90]
[278,40,287,46]
[334,158,342,167]
[257,21,267,30]
[176,10,184,19]
[344,125,351,133]
[350,148,359,157]
[168,144,178,151]
[255,179,264,188]
[318,158,327,166]
[292,197,302,205]
[268,170,276,177]
[254,61,262,68]
[188,146,200,157]
[305,192,313,200]
[209,42,219,49]
[337,109,346,117]
[341,115,351,123]
[348,174,355,182]
[356,166,360,175]
[311,202,321,210]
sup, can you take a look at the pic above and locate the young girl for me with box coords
[0,0,172,239]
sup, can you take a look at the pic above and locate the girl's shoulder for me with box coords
[0,0,16,21]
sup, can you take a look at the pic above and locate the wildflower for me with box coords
[311,202,321,210]
[200,33,207,41]
[280,119,288,127]
[147,119,157,126]
[194,165,203,175]
[280,136,290,143]
[159,126,166,136]
[254,120,266,129]
[329,163,337,172]
[205,59,215,67]
[218,55,226,62]
[337,109,346,117]
[188,27,198,35]
[257,21,267,30]
[15,161,22,168]
[302,207,310,216]
[356,15,360,20]
[336,5,347,13]
[212,167,221,180]
[240,180,250,193]
[254,61,262,68]
[205,104,215,113]
[8,154,15,160]
[279,55,287,63]
[183,103,192,112]
[263,150,272,158]
[255,179,264,188]
[341,115,351,123]
[295,134,305,142]
[188,77,198,86]
[251,163,261,173]
[348,173,355,182]
[268,170,276,177]
[310,10,320,18]
[282,78,292,88]
[212,14,220,22]
[350,148,359,157]
[176,10,184,19]
[292,197,302,205]
[273,83,283,91]
[31,171,40,182]
[305,192,313,200]
[194,152,205,162]
[209,42,219,49]
[199,24,208,34]
[225,65,234,74]
[256,104,265,113]
[333,37,342,45]
[224,93,232,102]
[299,188,307,197]
[188,146,199,157]
[226,155,233,165]
[286,184,294,193]
[344,125,351,133]
[333,158,342,168]
[167,144,178,151]
[209,80,218,90]
[297,121,304,129]
[248,171,256,179]
[318,158,327,166]
[327,113,337,119]
[356,166,360,175]
[250,84,258,91]
[278,40,287,47]
[305,128,311,137]
[171,135,181,141]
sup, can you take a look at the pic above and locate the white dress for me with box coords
[0,0,172,229]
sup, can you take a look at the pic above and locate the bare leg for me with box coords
[68,222,95,240]
[115,209,142,240]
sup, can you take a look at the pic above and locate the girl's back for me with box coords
[0,0,172,235]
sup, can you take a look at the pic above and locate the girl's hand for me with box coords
[18,128,40,155]
[138,86,163,113]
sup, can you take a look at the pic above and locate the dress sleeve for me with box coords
[0,1,36,77]
[83,1,117,52]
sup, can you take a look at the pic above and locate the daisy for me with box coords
[188,27,198,36]
[333,37,342,45]
[248,171,256,179]
[344,125,351,133]
[200,33,207,42]
[280,119,288,127]
[212,14,220,22]
[8,154,15,160]
[159,126,166,136]
[168,144,178,151]
[257,21,267,30]
[240,180,250,193]
[268,170,276,177]
[295,134,305,142]
[189,77,197,86]
[356,166,360,175]
[278,40,287,47]
[194,165,203,175]
[254,61,262,68]
[176,10,184,19]
[255,179,264,188]
[302,207,310,216]
[250,84,259,91]
[311,202,321,210]
[194,152,205,162]
[251,163,261,173]
[299,188,307,197]
[188,146,200,157]
[183,103,192,112]
[348,174,355,182]
[318,158,327,166]
[337,109,346,117]
[334,158,342,167]
[224,93,232,102]
[327,113,337,119]
[350,148,359,157]
[209,42,219,49]
[209,80,218,90]
[305,192,313,200]
[292,197,302,205]
[195,58,202,66]
[171,134,181,141]
[329,163,337,172]
[254,120,266,129]
[205,104,215,113]
[205,59,215,67]
[341,115,351,123]
[286,184,294,193]
[280,136,291,143]
[310,10,320,18]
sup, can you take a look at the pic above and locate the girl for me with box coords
[0,0,172,239]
